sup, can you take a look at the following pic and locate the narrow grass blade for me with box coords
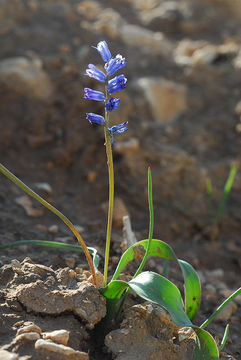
[133,167,154,278]
[0,163,97,284]
[0,240,99,269]
[219,324,229,351]
[215,162,237,222]
[201,287,241,329]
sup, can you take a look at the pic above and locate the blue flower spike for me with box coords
[108,75,127,94]
[84,40,128,146]
[105,97,120,112]
[94,41,112,63]
[84,88,106,101]
[85,64,107,82]
[105,54,126,76]
[86,113,105,125]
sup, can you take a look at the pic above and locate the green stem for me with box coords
[0,163,97,285]
[133,167,154,278]
[200,287,241,329]
[103,109,114,286]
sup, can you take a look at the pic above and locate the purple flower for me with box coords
[108,75,127,94]
[94,41,112,63]
[105,54,126,76]
[84,88,105,101]
[105,97,120,112]
[86,113,105,125]
[108,121,128,146]
[85,64,107,82]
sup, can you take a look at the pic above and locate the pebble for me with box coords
[42,329,69,346]
[35,339,89,359]
[15,195,43,217]
[34,182,53,196]
[15,332,40,342]
[48,225,59,234]
[0,350,19,360]
[214,302,238,322]
[136,77,187,123]
[17,323,42,335]
[178,327,196,342]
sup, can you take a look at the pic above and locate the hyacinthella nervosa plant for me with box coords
[1,40,240,360]
[84,41,128,286]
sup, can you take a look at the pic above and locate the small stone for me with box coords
[114,138,140,154]
[34,182,53,196]
[48,225,59,234]
[65,257,76,269]
[15,195,43,217]
[214,302,238,322]
[42,329,69,346]
[73,225,85,234]
[0,349,19,360]
[36,224,48,233]
[136,77,187,123]
[0,57,53,100]
[204,284,217,301]
[120,24,173,56]
[234,101,241,116]
[17,323,42,335]
[178,327,196,342]
[35,339,89,359]
[102,197,129,228]
[15,332,40,342]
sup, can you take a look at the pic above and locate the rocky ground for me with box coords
[0,0,241,359]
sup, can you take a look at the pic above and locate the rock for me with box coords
[102,197,129,228]
[0,349,18,360]
[136,77,188,123]
[34,182,53,196]
[174,39,210,66]
[140,2,183,32]
[114,138,140,154]
[105,303,196,360]
[0,57,53,100]
[234,101,241,116]
[119,24,174,56]
[15,196,43,218]
[191,45,218,65]
[15,331,40,342]
[35,339,89,360]
[42,329,70,346]
[6,261,106,329]
[48,225,59,234]
[214,301,238,322]
[178,327,196,342]
[17,323,42,336]
[77,1,101,21]
[233,49,241,69]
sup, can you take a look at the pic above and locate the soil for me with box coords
[0,0,241,359]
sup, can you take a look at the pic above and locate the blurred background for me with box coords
[0,0,241,274]
[0,0,241,356]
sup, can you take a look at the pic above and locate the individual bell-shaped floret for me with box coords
[84,88,106,101]
[85,64,107,82]
[86,113,105,125]
[94,41,112,63]
[108,75,127,94]
[105,54,126,76]
[105,97,120,112]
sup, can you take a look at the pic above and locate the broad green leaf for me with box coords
[0,240,100,269]
[99,279,128,300]
[194,328,219,359]
[128,271,193,327]
[178,259,201,321]
[112,239,201,321]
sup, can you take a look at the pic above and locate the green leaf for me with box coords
[112,239,201,321]
[128,271,193,327]
[219,324,229,351]
[178,259,201,321]
[194,328,219,359]
[0,240,100,269]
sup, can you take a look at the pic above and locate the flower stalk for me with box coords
[84,41,128,286]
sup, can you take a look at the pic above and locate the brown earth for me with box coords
[0,0,241,359]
